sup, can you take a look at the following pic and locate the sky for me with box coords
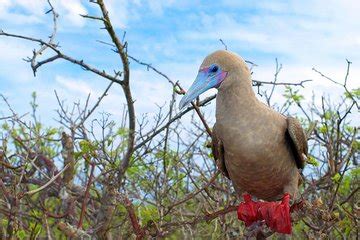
[0,0,359,125]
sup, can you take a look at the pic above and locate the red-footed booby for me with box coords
[179,50,308,234]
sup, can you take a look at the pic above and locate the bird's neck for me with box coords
[216,72,258,121]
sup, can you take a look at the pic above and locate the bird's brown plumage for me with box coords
[206,50,308,201]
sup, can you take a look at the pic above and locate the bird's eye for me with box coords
[209,65,219,73]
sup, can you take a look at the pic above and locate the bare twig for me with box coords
[312,61,358,109]
[252,79,312,87]
[134,94,216,151]
[329,129,358,210]
[164,171,220,215]
[24,164,69,195]
[265,58,282,106]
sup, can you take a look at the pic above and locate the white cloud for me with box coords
[0,0,46,24]
[56,0,87,27]
[99,0,191,29]
[0,0,88,27]
[100,0,128,29]
[0,39,35,83]
[54,71,175,118]
[182,1,360,67]
[55,75,96,95]
[147,0,175,15]
[131,68,175,112]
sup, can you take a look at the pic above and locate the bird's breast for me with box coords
[216,110,297,201]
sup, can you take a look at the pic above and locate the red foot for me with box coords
[237,194,260,227]
[237,193,292,234]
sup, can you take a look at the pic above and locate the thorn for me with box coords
[122,31,127,43]
[32,68,37,77]
[219,39,228,50]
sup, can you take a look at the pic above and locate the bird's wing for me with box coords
[286,117,308,169]
[212,124,230,178]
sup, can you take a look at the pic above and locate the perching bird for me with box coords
[179,50,308,234]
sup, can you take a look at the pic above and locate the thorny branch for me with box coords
[28,0,58,76]
[0,31,123,85]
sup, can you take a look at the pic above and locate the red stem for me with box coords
[77,162,95,229]
[124,196,145,239]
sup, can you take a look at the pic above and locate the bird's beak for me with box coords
[179,69,227,109]
[179,70,211,109]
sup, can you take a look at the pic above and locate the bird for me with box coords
[179,50,308,234]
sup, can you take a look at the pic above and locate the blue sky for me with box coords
[0,0,359,124]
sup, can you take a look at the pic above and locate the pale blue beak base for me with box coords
[179,68,227,109]
[179,71,209,109]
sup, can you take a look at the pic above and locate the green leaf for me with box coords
[1,122,9,130]
[331,173,341,183]
[46,127,58,136]
[307,156,319,167]
[79,140,97,153]
[319,125,328,134]
[345,87,360,99]
[323,111,332,120]
[16,229,27,239]
[351,140,359,151]
[116,127,127,136]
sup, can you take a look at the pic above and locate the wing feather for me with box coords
[286,117,308,169]
[211,124,230,178]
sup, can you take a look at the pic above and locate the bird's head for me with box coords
[179,50,249,109]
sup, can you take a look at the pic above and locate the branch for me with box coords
[164,171,220,215]
[340,186,360,206]
[77,163,95,229]
[134,94,216,151]
[329,129,357,210]
[0,31,123,84]
[123,196,146,239]
[161,204,237,229]
[95,0,135,182]
[219,39,228,50]
[265,58,282,106]
[24,164,69,196]
[29,0,59,76]
[252,79,312,87]
[313,61,359,109]
[61,132,75,188]
[77,81,114,127]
